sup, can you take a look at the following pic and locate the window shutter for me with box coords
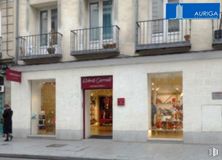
[152,0,163,20]
[152,0,163,33]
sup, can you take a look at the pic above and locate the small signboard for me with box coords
[117,98,125,106]
[166,3,220,19]
[212,92,222,100]
[81,76,113,89]
[6,69,21,83]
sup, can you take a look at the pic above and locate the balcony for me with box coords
[18,32,63,64]
[136,19,191,55]
[71,25,120,60]
[212,17,222,49]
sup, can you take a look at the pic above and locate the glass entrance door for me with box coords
[84,89,113,138]
[151,0,181,43]
[103,0,113,40]
[39,9,58,55]
[89,0,113,49]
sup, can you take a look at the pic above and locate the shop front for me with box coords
[148,72,183,140]
[31,80,56,136]
[82,76,113,139]
[10,53,222,144]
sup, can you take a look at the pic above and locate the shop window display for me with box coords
[149,72,183,139]
[90,97,96,125]
[99,96,112,126]
[31,81,56,136]
[89,89,112,137]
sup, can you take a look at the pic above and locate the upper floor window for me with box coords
[89,0,113,40]
[152,0,179,34]
[40,8,57,46]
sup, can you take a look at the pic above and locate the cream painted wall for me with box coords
[30,0,57,7]
[56,72,82,132]
[113,65,148,131]
[4,80,11,105]
[0,0,15,59]
[85,90,91,138]
[11,57,222,140]
[117,0,135,55]
[11,78,31,137]
[31,80,41,135]
[59,0,80,61]
[18,0,222,60]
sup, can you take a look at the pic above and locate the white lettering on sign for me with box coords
[83,77,112,84]
[96,77,112,83]
[82,78,95,84]
[194,11,218,17]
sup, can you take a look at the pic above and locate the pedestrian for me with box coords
[3,104,13,141]
[2,106,6,138]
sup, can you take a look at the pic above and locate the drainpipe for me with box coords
[134,0,138,51]
[15,0,19,65]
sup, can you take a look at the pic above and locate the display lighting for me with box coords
[180,92,184,97]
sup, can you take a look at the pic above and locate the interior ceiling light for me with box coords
[156,88,160,91]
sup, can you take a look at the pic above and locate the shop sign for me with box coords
[81,76,112,89]
[117,98,125,106]
[166,3,220,19]
[6,69,21,83]
[212,92,222,100]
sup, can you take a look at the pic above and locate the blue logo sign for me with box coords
[166,3,220,19]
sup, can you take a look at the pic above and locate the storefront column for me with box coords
[56,75,83,140]
[113,69,148,142]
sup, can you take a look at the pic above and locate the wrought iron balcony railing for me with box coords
[71,25,120,56]
[136,19,191,50]
[18,32,63,59]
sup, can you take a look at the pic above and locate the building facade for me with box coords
[11,0,222,144]
[0,0,16,134]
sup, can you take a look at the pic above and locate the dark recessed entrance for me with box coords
[82,76,113,139]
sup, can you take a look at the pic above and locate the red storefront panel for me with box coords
[81,76,113,89]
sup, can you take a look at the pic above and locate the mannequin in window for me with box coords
[151,102,157,127]
[102,96,112,119]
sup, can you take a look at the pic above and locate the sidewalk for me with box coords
[0,137,221,160]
